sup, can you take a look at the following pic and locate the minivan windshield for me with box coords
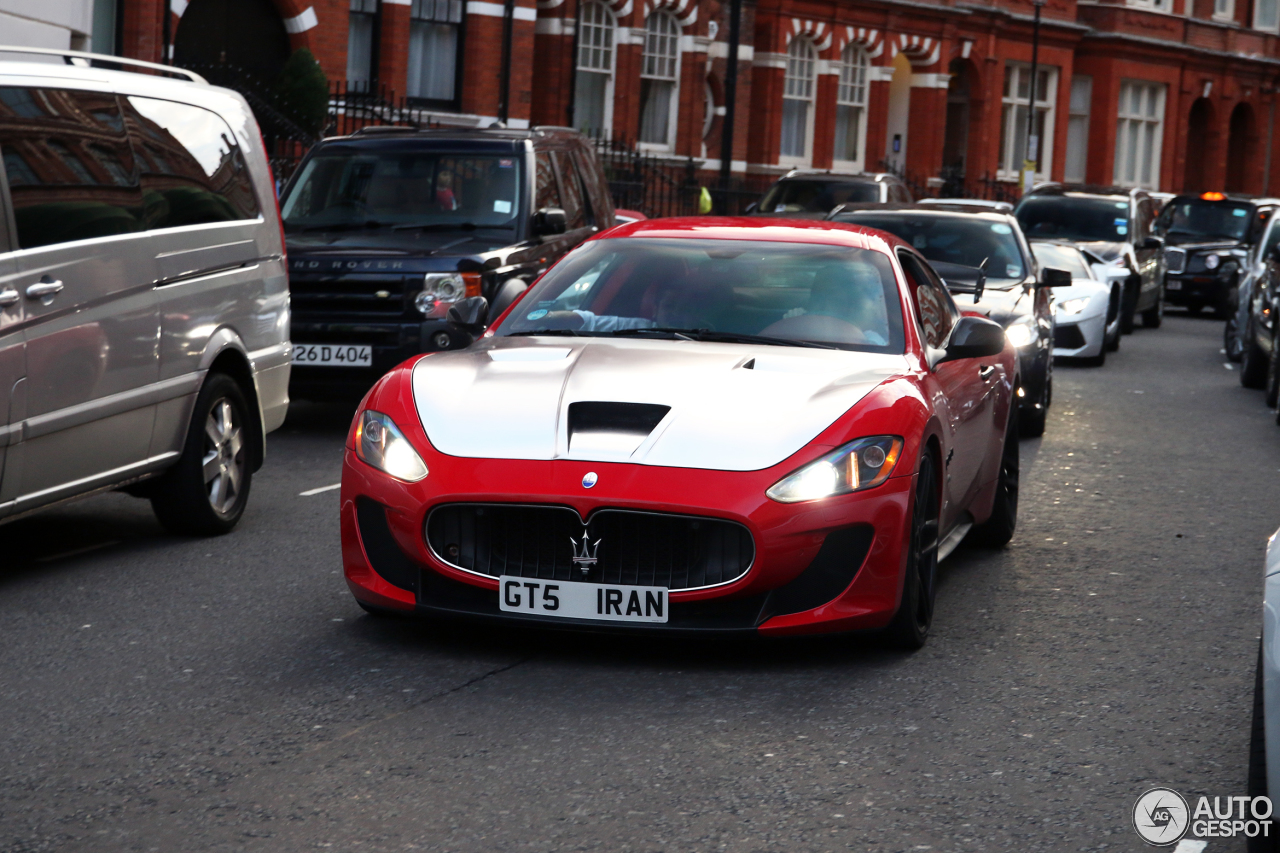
[280,149,522,233]
[1015,195,1132,243]
[758,180,880,214]
[834,213,1027,285]
[495,238,906,353]
[1155,197,1256,242]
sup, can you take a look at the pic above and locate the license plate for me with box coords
[498,576,668,623]
[1166,280,1182,291]
[292,343,372,367]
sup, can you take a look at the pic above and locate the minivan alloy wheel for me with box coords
[204,398,246,515]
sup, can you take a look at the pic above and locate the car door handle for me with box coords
[0,288,18,307]
[26,280,64,299]
[978,365,996,381]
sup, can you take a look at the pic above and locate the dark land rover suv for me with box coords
[280,126,614,397]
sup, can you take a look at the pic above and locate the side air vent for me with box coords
[567,401,670,456]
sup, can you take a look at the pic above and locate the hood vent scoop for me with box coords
[567,401,671,457]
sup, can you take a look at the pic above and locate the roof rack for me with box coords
[0,45,206,83]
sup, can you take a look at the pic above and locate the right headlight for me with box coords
[355,410,428,482]
[1055,297,1091,316]
[766,436,904,503]
[1005,317,1037,348]
[1205,253,1221,271]
[415,272,481,318]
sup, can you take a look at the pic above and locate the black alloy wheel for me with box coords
[1019,373,1050,438]
[1216,283,1238,320]
[1141,285,1164,328]
[1227,313,1245,362]
[1242,317,1270,389]
[970,409,1020,547]
[1104,288,1122,352]
[151,373,255,536]
[885,452,941,651]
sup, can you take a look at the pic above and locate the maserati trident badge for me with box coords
[570,531,601,576]
[582,471,598,489]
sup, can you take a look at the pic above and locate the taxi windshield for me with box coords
[495,237,906,353]
[1156,198,1256,241]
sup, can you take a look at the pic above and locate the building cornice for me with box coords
[1079,28,1280,69]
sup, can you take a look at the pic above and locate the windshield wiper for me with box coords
[290,220,388,233]
[605,327,837,349]
[390,222,513,232]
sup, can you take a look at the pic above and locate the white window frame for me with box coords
[1126,0,1173,11]
[573,0,616,138]
[638,10,680,152]
[997,62,1058,182]
[779,36,817,165]
[832,43,869,172]
[407,0,463,104]
[1064,75,1092,184]
[1256,0,1279,31]
[1214,0,1235,20]
[1113,79,1166,190]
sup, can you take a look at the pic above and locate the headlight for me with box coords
[1205,254,1221,270]
[415,272,481,318]
[1055,297,1090,316]
[1005,318,1037,348]
[766,436,903,503]
[355,410,428,482]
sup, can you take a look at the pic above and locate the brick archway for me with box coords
[1226,101,1259,194]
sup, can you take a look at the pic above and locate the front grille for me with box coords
[289,275,413,321]
[1054,324,1087,349]
[1165,248,1186,273]
[426,503,755,591]
[290,322,405,347]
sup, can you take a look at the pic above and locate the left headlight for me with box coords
[766,436,904,503]
[1055,296,1091,316]
[1005,317,1037,348]
[355,410,429,482]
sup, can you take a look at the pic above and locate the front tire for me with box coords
[1019,374,1050,438]
[1243,319,1270,389]
[969,409,1019,547]
[884,452,940,651]
[1141,286,1164,328]
[151,373,255,536]
[1120,281,1139,334]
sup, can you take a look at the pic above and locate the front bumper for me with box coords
[340,450,915,637]
[1163,273,1232,305]
[1052,309,1107,358]
[289,320,470,397]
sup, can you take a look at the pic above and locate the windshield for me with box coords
[280,149,521,233]
[835,214,1027,283]
[495,237,905,353]
[1030,242,1091,279]
[1155,198,1255,241]
[758,180,880,214]
[1015,196,1131,243]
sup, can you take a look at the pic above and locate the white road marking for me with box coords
[299,483,341,497]
[1173,840,1207,853]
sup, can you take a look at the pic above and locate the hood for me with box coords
[959,285,1032,328]
[1164,235,1243,252]
[410,337,908,471]
[286,229,516,257]
[1077,241,1129,263]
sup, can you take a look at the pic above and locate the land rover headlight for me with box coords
[766,436,904,503]
[355,410,428,482]
[1005,318,1037,348]
[415,272,481,317]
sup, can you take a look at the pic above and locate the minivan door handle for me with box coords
[0,288,18,307]
[26,280,64,299]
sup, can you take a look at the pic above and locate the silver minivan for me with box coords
[0,47,290,534]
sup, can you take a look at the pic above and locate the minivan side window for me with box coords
[0,87,144,250]
[122,96,260,229]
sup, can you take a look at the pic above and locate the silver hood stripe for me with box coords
[411,336,907,471]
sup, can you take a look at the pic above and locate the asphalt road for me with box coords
[4,314,1280,853]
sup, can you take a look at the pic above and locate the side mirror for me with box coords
[1040,267,1073,288]
[744,201,758,214]
[488,277,528,323]
[447,295,489,335]
[1141,236,1164,251]
[534,207,567,237]
[940,316,1006,363]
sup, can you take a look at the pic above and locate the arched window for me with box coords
[639,11,680,148]
[573,0,615,137]
[834,44,868,168]
[780,37,816,161]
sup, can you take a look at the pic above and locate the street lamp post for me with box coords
[1023,0,1047,194]
[718,0,743,213]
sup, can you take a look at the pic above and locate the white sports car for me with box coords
[1031,240,1122,365]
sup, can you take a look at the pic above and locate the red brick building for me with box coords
[119,0,1280,195]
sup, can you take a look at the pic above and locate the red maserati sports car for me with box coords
[340,218,1020,649]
